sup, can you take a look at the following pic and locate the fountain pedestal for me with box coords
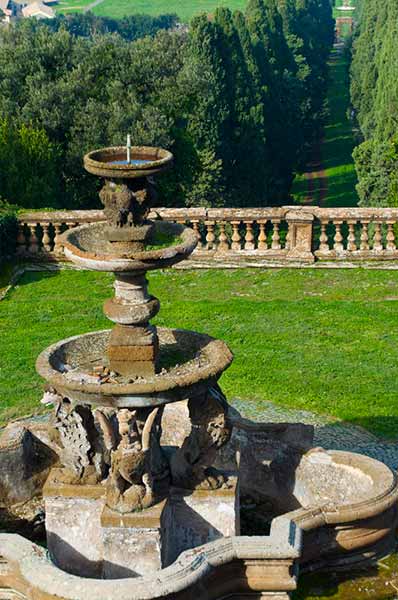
[44,468,239,579]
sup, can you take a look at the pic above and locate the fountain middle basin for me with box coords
[36,328,233,407]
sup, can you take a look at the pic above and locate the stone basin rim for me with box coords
[60,221,198,272]
[36,328,233,399]
[84,145,173,179]
[291,450,398,528]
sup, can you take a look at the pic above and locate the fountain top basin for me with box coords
[36,328,233,407]
[84,146,173,179]
[60,220,197,272]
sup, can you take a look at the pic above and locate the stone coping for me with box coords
[18,206,398,223]
[0,518,300,600]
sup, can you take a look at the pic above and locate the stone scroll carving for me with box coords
[48,394,170,512]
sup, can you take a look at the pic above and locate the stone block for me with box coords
[43,470,105,578]
[101,502,167,578]
[162,475,239,566]
[107,345,156,361]
[44,470,168,579]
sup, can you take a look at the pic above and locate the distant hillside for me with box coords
[58,0,247,23]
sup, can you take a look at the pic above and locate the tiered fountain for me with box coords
[35,141,237,577]
[1,141,398,600]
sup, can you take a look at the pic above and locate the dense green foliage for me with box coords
[350,0,398,206]
[2,268,398,439]
[0,119,60,209]
[47,12,178,41]
[0,201,17,263]
[0,1,333,209]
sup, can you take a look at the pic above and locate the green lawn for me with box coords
[320,46,358,206]
[90,0,246,21]
[2,268,398,439]
[57,0,94,13]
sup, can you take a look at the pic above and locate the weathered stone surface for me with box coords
[102,502,167,578]
[170,385,233,491]
[0,424,56,507]
[19,206,398,268]
[0,523,301,599]
[162,477,239,567]
[44,472,105,578]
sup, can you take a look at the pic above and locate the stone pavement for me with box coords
[232,398,398,472]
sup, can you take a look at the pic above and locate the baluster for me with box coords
[205,221,216,250]
[53,222,63,255]
[347,220,357,252]
[271,220,281,250]
[318,219,329,253]
[28,223,39,254]
[16,223,27,255]
[386,222,396,252]
[191,220,200,242]
[244,220,255,250]
[231,221,242,251]
[41,223,52,253]
[360,221,369,251]
[333,220,344,253]
[285,224,291,251]
[372,222,383,252]
[257,220,268,250]
[217,221,229,253]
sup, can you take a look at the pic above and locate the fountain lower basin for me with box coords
[36,328,233,407]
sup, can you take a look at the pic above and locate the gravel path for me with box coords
[232,398,398,472]
[83,0,105,12]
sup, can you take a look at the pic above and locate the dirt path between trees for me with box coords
[303,137,328,205]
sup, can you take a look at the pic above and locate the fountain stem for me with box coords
[126,134,131,164]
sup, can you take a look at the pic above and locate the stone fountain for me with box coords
[1,142,398,599]
[34,142,238,578]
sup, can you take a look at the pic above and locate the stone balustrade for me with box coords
[16,206,398,267]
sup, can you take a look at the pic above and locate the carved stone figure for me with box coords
[106,407,169,513]
[170,385,233,490]
[99,180,154,229]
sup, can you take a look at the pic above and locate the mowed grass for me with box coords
[292,35,358,207]
[92,0,246,21]
[321,46,358,206]
[57,0,93,14]
[2,268,398,438]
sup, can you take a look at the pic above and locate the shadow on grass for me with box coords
[347,416,398,442]
[9,268,61,290]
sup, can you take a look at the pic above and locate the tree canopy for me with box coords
[350,0,398,206]
[0,2,333,209]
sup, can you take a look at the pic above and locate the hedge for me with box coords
[0,200,18,263]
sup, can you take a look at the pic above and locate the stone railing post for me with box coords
[285,210,315,263]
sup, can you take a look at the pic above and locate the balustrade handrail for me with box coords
[16,206,398,267]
